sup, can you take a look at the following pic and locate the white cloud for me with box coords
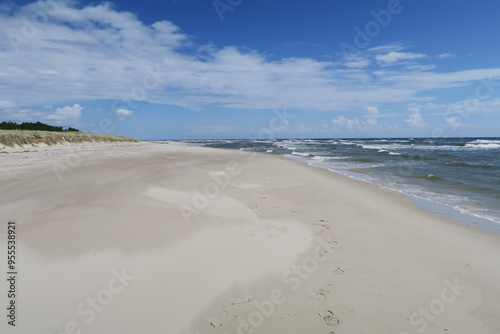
[415,98,500,115]
[294,123,331,134]
[343,55,371,68]
[331,106,400,132]
[365,106,379,113]
[364,106,379,125]
[0,100,18,111]
[0,102,82,126]
[1,2,500,115]
[115,108,133,120]
[332,116,361,131]
[446,117,460,129]
[405,108,426,128]
[437,53,456,59]
[46,104,83,124]
[375,52,426,65]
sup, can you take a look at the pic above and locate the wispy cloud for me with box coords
[1,1,500,120]
[437,53,456,59]
[375,51,426,65]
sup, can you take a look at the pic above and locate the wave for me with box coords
[355,158,376,163]
[342,139,499,151]
[423,174,444,181]
[468,139,500,144]
[447,161,496,169]
[291,151,314,157]
[465,143,500,149]
[376,149,403,156]
[274,143,297,150]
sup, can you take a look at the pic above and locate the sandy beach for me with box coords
[1,141,499,334]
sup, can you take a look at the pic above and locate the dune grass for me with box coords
[0,130,140,148]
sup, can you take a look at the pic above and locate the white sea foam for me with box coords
[465,141,500,149]
[469,139,500,144]
[291,151,313,157]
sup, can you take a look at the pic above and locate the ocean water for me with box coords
[187,138,500,233]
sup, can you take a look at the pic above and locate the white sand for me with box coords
[0,142,499,334]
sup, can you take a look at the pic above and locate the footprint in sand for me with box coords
[333,267,345,275]
[312,288,328,299]
[208,316,223,328]
[312,284,332,299]
[319,310,339,326]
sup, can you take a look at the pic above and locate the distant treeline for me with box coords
[0,121,80,132]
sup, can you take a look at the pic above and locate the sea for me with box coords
[187,137,500,233]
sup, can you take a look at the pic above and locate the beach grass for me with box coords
[0,129,140,148]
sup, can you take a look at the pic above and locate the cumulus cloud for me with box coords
[364,106,380,125]
[330,106,400,133]
[44,104,83,124]
[115,108,133,120]
[0,101,82,126]
[446,117,461,129]
[405,108,426,128]
[0,100,18,111]
[332,116,361,131]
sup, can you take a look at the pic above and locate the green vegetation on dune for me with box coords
[0,121,80,132]
[0,130,140,148]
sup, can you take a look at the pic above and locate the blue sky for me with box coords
[1,0,500,139]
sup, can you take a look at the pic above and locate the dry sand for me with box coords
[0,141,499,334]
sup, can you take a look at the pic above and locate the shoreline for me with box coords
[283,154,500,234]
[1,141,499,333]
[188,139,500,235]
